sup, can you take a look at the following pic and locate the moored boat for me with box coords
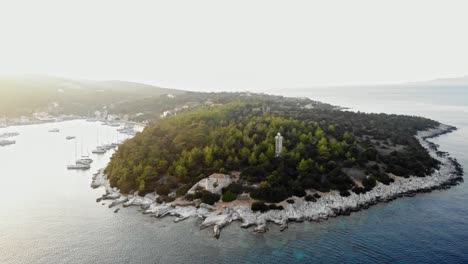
[92,147,107,154]
[76,154,93,165]
[0,132,20,138]
[67,163,91,170]
[0,139,16,146]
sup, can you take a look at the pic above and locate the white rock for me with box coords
[109,196,128,208]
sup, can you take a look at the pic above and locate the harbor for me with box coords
[0,119,143,171]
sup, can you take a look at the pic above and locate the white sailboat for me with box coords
[0,139,15,146]
[92,128,107,154]
[67,163,90,170]
[67,139,90,170]
[0,122,18,146]
[76,137,93,164]
[0,132,20,138]
[85,111,98,122]
[92,147,106,154]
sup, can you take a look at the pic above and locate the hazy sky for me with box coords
[1,0,468,91]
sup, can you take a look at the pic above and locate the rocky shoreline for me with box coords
[91,124,464,239]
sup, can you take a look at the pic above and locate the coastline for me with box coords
[91,124,464,239]
[0,116,83,128]
[0,117,146,129]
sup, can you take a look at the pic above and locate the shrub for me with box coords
[352,187,366,194]
[156,185,170,196]
[362,176,377,191]
[313,193,321,199]
[343,159,355,168]
[316,185,330,193]
[242,185,255,194]
[292,186,306,197]
[371,164,380,171]
[201,191,221,205]
[250,185,288,203]
[386,164,410,178]
[286,199,295,204]
[163,196,175,203]
[268,204,284,210]
[185,193,194,201]
[374,173,394,185]
[222,190,237,202]
[193,191,203,200]
[176,184,191,197]
[156,197,163,204]
[339,190,351,197]
[223,183,243,194]
[251,202,269,212]
[305,195,317,202]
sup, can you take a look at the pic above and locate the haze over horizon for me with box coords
[1,0,468,92]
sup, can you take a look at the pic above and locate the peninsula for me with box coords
[92,94,463,238]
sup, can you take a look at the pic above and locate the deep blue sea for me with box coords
[0,85,467,264]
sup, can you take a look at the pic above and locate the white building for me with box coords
[187,173,232,195]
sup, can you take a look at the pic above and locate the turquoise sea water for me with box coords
[0,85,467,263]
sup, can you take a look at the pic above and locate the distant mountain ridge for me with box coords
[409,75,468,86]
[1,74,180,94]
[2,74,467,118]
[0,75,183,117]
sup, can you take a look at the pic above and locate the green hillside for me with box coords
[105,100,440,203]
[0,75,182,117]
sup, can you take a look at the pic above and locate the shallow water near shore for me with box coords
[1,86,468,264]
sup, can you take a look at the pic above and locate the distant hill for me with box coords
[0,75,336,120]
[410,75,468,86]
[0,75,183,117]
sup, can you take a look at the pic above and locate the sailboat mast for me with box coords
[74,139,77,160]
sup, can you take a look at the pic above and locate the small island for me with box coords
[93,94,464,238]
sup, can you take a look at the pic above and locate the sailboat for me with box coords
[67,163,90,170]
[85,111,98,122]
[77,156,93,164]
[92,147,106,154]
[0,132,20,138]
[1,123,18,146]
[76,137,93,165]
[0,139,15,146]
[67,139,90,170]
[92,128,107,154]
[110,128,122,148]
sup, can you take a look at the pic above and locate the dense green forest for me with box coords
[105,100,440,203]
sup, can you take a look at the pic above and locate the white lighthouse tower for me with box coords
[275,132,283,157]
